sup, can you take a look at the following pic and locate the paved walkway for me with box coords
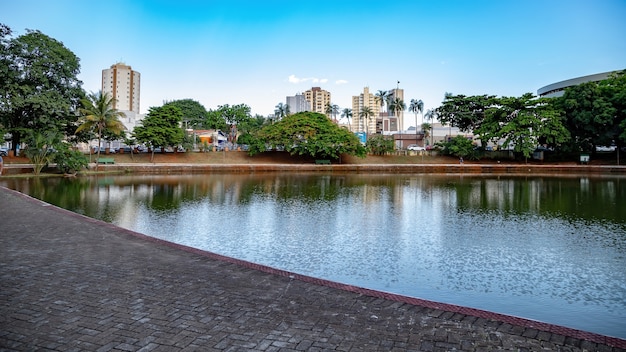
[1,187,624,351]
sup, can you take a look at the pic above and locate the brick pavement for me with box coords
[1,187,624,351]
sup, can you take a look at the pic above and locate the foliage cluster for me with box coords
[366,135,395,155]
[249,112,366,159]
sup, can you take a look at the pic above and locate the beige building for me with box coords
[303,87,331,116]
[351,87,380,135]
[386,88,404,133]
[102,63,141,114]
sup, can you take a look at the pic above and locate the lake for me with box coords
[2,173,625,339]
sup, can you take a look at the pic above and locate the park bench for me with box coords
[315,160,331,165]
[97,158,115,164]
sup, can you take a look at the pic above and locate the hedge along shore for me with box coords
[83,163,626,175]
[2,163,626,176]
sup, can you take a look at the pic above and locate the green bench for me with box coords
[97,158,115,164]
[315,160,331,165]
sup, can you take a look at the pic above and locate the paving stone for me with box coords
[1,188,624,352]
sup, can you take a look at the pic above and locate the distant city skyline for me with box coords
[2,0,625,129]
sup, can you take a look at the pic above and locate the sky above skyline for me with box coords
[3,0,626,128]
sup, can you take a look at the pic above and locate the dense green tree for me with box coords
[163,99,207,129]
[134,105,184,161]
[76,91,126,160]
[250,111,366,159]
[0,24,83,154]
[437,93,569,159]
[437,135,479,160]
[480,94,569,159]
[437,93,496,133]
[557,70,626,153]
[366,134,395,155]
[205,109,229,131]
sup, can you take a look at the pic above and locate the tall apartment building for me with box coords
[303,87,331,116]
[286,93,310,114]
[102,63,141,114]
[351,87,380,135]
[101,63,143,135]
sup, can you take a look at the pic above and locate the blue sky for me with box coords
[2,0,625,127]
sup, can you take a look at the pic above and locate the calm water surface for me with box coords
[3,173,625,339]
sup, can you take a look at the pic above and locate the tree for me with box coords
[53,142,88,175]
[424,109,438,146]
[76,91,126,160]
[481,94,569,159]
[557,70,626,153]
[134,105,184,161]
[409,99,424,137]
[0,25,83,154]
[274,102,290,120]
[163,99,207,129]
[388,97,406,126]
[22,130,61,174]
[341,108,353,131]
[331,104,340,122]
[366,134,395,155]
[359,106,374,139]
[375,90,390,116]
[250,111,366,159]
[438,135,479,160]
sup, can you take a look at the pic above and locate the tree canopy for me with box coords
[133,105,184,160]
[556,70,626,152]
[249,111,366,159]
[163,99,208,129]
[0,24,83,154]
[437,93,569,158]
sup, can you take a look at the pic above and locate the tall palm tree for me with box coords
[375,90,390,134]
[388,97,406,126]
[341,108,353,131]
[331,104,340,123]
[359,106,374,140]
[375,90,389,115]
[424,108,438,146]
[76,91,126,160]
[409,99,424,140]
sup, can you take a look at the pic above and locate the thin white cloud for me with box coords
[288,74,329,84]
[335,79,348,85]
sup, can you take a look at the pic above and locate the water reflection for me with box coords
[2,173,625,338]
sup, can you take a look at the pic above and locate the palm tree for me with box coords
[76,91,126,161]
[424,108,438,146]
[359,106,374,140]
[375,90,390,134]
[409,99,424,141]
[274,102,289,120]
[341,108,353,131]
[331,104,340,123]
[388,97,406,126]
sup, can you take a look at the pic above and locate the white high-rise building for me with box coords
[101,63,143,134]
[102,63,141,114]
[286,93,310,114]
